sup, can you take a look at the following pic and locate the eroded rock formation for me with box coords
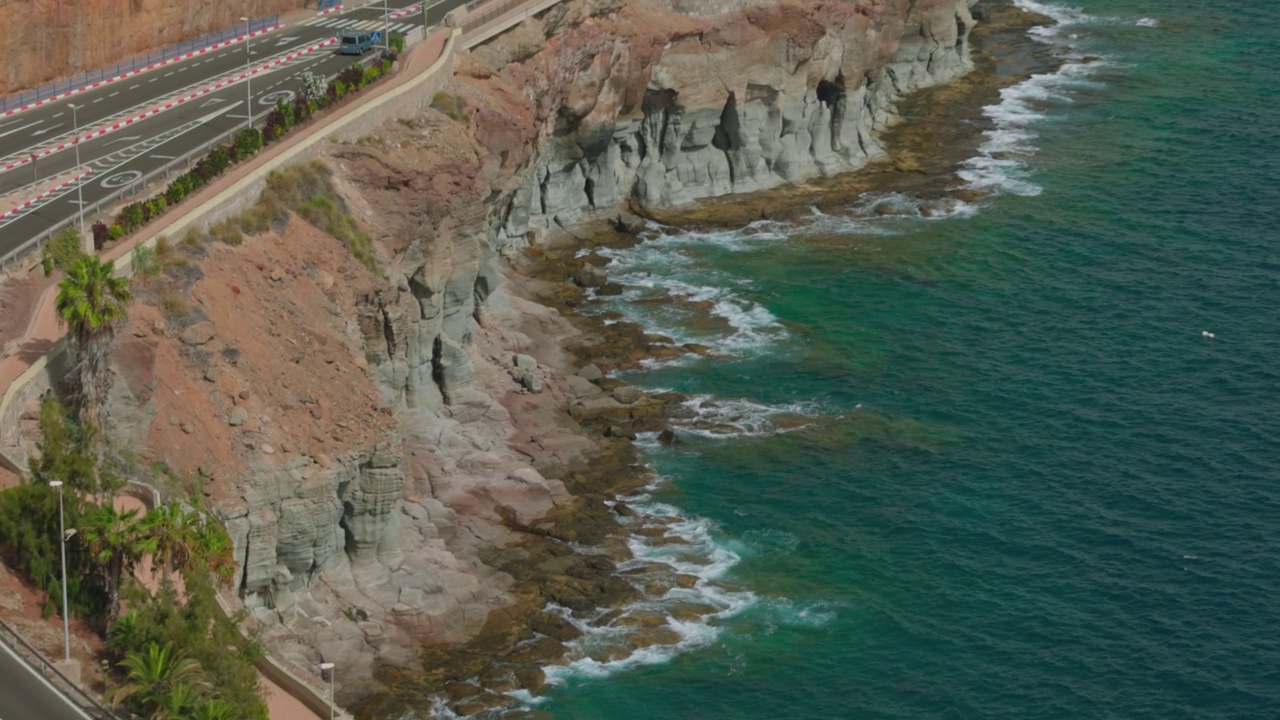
[90,0,980,705]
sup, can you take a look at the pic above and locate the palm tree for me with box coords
[82,504,147,623]
[55,254,131,428]
[109,642,207,715]
[188,699,236,720]
[140,504,199,583]
[193,517,239,589]
[151,682,202,720]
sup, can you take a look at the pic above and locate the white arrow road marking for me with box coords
[104,135,143,146]
[200,97,228,108]
[275,35,301,45]
[30,124,63,136]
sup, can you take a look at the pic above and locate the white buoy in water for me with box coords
[1202,330,1215,339]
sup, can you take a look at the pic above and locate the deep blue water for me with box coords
[530,1,1280,717]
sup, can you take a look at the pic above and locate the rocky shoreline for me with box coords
[6,1,1062,717]
[340,3,1060,716]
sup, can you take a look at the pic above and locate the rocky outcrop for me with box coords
[0,0,308,96]
[80,0,983,706]
[464,0,976,245]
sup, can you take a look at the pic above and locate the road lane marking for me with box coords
[0,120,43,139]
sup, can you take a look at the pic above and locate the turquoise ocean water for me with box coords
[523,1,1280,717]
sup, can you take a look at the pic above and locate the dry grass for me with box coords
[215,160,381,274]
[160,290,191,318]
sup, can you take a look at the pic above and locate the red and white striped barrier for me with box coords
[2,25,283,118]
[390,4,423,19]
[0,169,92,220]
[1,38,338,173]
[319,4,344,14]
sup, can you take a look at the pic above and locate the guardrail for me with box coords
[0,617,132,720]
[0,16,279,116]
[462,0,531,34]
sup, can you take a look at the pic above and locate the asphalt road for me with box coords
[0,0,470,261]
[0,641,92,720]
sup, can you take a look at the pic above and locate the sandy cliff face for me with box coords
[0,0,306,95]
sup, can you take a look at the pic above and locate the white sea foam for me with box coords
[1135,17,1158,28]
[673,394,822,438]
[589,235,789,356]
[541,487,757,688]
[1015,0,1099,40]
[957,2,1111,197]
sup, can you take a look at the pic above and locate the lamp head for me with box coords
[49,480,63,488]
[320,662,335,670]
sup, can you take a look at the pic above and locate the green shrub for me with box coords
[389,33,405,54]
[42,227,84,272]
[132,245,161,277]
[119,203,145,231]
[109,224,125,240]
[233,128,263,160]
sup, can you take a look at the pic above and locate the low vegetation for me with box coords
[431,91,469,122]
[41,227,85,276]
[110,53,396,246]
[0,398,265,719]
[216,160,381,273]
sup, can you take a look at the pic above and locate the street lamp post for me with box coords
[49,480,70,663]
[69,104,85,239]
[320,662,335,720]
[241,17,253,131]
[383,0,391,51]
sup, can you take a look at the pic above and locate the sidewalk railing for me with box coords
[462,0,529,34]
[0,617,130,720]
[0,15,279,115]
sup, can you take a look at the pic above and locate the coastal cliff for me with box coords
[478,0,975,243]
[72,0,983,713]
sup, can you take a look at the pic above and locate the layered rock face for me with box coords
[0,0,306,96]
[478,0,975,244]
[83,0,979,703]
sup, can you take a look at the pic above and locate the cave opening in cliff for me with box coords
[816,73,848,152]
